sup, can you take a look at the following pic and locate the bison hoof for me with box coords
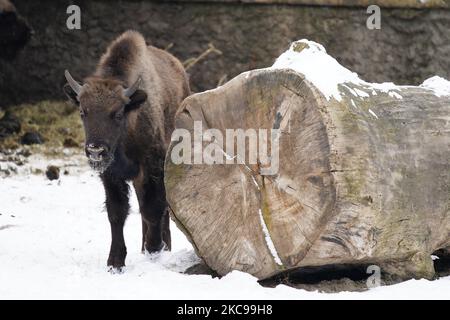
[108,266,125,274]
[107,251,126,270]
[145,240,167,255]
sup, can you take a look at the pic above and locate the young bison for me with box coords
[63,31,190,271]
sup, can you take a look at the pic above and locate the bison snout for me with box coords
[86,143,107,161]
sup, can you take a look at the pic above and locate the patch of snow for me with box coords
[1,157,449,299]
[388,91,403,99]
[342,84,359,97]
[257,209,282,266]
[271,40,429,102]
[350,99,358,109]
[369,82,401,93]
[420,76,450,97]
[354,88,370,98]
[272,40,362,101]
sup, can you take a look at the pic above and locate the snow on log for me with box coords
[164,40,450,280]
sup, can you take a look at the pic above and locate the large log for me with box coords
[165,40,450,280]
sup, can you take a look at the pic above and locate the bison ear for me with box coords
[125,89,147,113]
[63,83,79,106]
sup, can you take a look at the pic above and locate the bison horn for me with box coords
[123,77,141,98]
[64,70,83,96]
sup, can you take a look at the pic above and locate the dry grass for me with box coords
[0,100,84,153]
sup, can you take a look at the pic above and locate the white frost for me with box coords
[420,76,450,97]
[257,209,283,266]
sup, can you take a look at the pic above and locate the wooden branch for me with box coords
[183,43,222,71]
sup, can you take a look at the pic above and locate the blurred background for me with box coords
[0,0,449,172]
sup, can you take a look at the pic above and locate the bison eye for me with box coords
[79,109,86,118]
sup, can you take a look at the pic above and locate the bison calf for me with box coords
[63,31,190,271]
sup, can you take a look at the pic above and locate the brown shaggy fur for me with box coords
[84,30,189,146]
[64,31,190,270]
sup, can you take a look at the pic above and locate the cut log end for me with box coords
[166,69,338,278]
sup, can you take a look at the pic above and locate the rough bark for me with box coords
[165,67,450,280]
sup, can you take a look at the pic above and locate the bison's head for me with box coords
[63,70,147,172]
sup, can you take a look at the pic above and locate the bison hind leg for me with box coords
[161,207,171,251]
[134,172,170,254]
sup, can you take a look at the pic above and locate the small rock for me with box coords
[63,137,79,148]
[63,169,69,175]
[6,155,24,165]
[17,148,31,157]
[8,163,17,173]
[1,149,14,156]
[21,131,44,145]
[32,168,43,175]
[45,165,60,180]
[0,162,17,176]
[2,149,13,156]
[20,196,31,203]
[0,111,21,138]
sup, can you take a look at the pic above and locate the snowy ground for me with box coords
[0,155,449,300]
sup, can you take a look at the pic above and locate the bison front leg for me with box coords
[102,173,130,271]
[134,173,171,254]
